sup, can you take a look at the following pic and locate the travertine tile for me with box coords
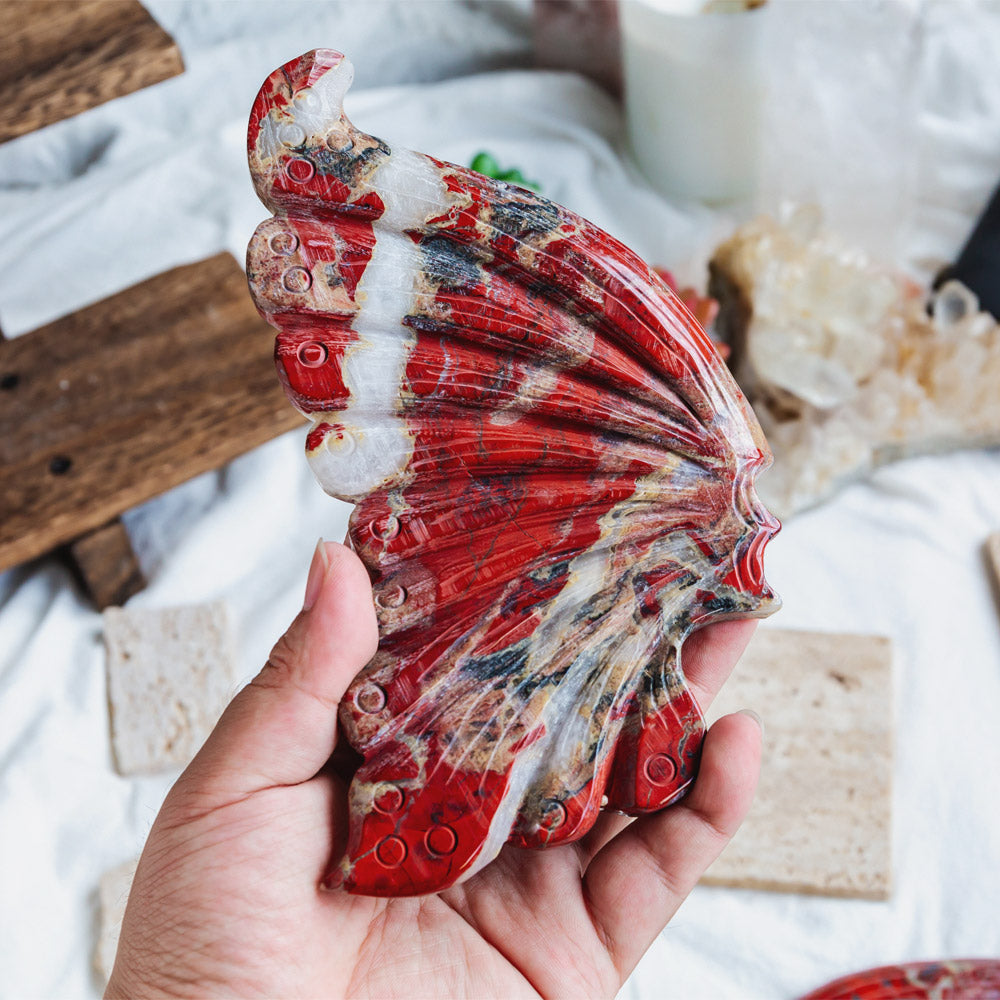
[94,858,137,982]
[103,601,237,775]
[703,628,893,899]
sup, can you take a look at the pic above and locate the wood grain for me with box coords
[703,627,893,900]
[68,518,145,610]
[0,253,306,573]
[0,0,184,143]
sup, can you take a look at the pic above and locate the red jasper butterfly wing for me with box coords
[247,49,779,896]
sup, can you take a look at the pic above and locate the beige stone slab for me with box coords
[702,627,893,900]
[94,858,137,982]
[103,600,239,775]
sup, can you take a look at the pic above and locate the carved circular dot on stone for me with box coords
[283,267,312,293]
[286,157,315,183]
[539,799,566,830]
[425,824,458,857]
[643,752,677,786]
[375,835,408,868]
[376,585,407,610]
[296,341,328,367]
[269,231,299,256]
[356,682,387,714]
[333,429,356,454]
[370,513,400,541]
[373,784,405,815]
[326,131,352,152]
[277,122,307,148]
[293,87,320,110]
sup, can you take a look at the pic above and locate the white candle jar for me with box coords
[621,0,767,203]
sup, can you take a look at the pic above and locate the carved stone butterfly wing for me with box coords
[247,50,779,896]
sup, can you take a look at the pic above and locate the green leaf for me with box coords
[468,151,542,192]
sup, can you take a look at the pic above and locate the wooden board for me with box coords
[0,253,305,573]
[702,627,893,900]
[69,519,146,610]
[0,0,184,144]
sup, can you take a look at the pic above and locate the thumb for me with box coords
[178,540,378,803]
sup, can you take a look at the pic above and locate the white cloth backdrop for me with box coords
[1,2,998,997]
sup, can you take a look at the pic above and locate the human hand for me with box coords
[107,541,762,999]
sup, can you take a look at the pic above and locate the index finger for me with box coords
[682,617,758,712]
[573,617,758,864]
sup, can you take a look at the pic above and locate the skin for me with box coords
[107,542,762,1000]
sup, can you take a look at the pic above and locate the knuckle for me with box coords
[260,630,300,682]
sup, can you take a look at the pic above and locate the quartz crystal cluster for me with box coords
[247,49,779,896]
[711,208,1000,516]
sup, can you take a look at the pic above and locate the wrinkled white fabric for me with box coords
[1,2,998,998]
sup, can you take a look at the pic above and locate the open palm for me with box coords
[108,543,761,999]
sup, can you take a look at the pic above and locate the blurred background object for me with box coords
[0,256,301,609]
[0,0,184,144]
[705,628,893,901]
[799,959,1000,1000]
[710,207,1000,516]
[533,0,622,96]
[934,180,1000,321]
[620,0,767,203]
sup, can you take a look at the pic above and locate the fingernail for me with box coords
[738,708,765,738]
[303,539,331,611]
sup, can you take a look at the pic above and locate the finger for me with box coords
[177,541,378,804]
[574,811,632,866]
[582,711,762,979]
[682,618,758,712]
[575,620,757,866]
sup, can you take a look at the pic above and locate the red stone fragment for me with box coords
[800,959,1000,1000]
[247,49,780,896]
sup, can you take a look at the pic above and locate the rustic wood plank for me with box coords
[702,627,893,900]
[0,0,184,144]
[67,517,145,609]
[0,252,306,573]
